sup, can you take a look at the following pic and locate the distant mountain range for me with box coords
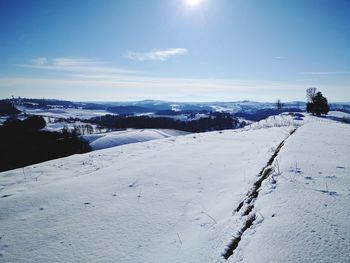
[7,97,350,120]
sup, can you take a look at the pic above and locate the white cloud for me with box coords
[124,48,188,62]
[274,56,287,60]
[51,58,102,67]
[18,57,142,75]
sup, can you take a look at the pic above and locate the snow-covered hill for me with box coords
[83,129,189,150]
[227,121,350,263]
[0,115,349,262]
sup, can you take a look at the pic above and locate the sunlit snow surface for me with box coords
[0,113,349,263]
[228,120,350,263]
[83,129,189,150]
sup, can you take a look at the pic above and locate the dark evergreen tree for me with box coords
[313,92,329,116]
[306,88,329,116]
[22,115,46,130]
[0,116,91,172]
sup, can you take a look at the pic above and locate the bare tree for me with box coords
[276,99,283,111]
[306,87,317,103]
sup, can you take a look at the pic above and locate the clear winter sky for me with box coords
[0,0,349,102]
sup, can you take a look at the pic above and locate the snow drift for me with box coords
[83,129,189,150]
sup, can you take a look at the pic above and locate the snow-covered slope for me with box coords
[0,116,349,263]
[0,126,292,262]
[228,121,350,263]
[327,110,350,119]
[327,110,350,123]
[83,129,189,150]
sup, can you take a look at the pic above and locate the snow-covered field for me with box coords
[18,107,110,120]
[0,114,349,262]
[83,129,189,150]
[327,110,350,123]
[42,120,98,132]
[327,110,350,119]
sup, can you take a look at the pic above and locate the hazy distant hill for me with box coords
[6,97,350,119]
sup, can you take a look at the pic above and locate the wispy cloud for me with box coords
[274,56,287,60]
[32,57,48,65]
[300,71,350,75]
[7,57,348,102]
[0,74,320,102]
[124,48,188,62]
[18,57,142,75]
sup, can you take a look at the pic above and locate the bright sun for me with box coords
[186,0,203,6]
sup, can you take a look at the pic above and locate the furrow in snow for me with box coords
[222,128,297,260]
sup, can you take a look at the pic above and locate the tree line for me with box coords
[0,116,91,172]
[89,112,241,133]
[0,100,21,116]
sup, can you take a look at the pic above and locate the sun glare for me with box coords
[186,0,202,6]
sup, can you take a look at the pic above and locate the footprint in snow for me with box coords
[304,176,313,180]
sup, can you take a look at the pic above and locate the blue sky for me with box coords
[0,0,349,102]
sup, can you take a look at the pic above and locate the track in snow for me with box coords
[222,128,298,260]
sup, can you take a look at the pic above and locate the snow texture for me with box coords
[0,126,291,262]
[228,120,350,263]
[0,114,349,263]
